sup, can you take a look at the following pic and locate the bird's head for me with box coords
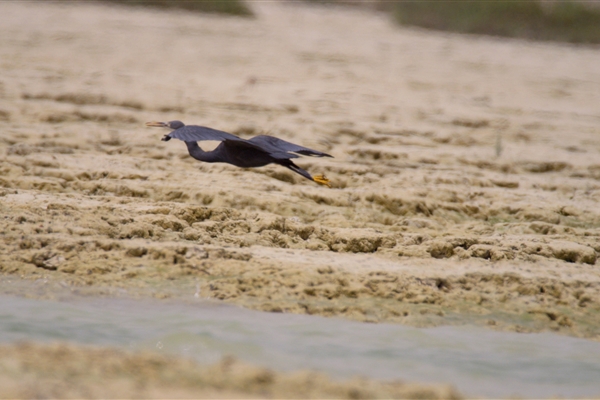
[145,120,185,129]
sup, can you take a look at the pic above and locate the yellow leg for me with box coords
[312,174,331,188]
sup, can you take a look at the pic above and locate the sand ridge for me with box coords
[0,342,460,399]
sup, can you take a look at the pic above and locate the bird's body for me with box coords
[146,120,332,186]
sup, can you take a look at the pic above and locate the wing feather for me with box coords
[167,125,242,142]
[248,135,332,158]
[224,138,298,160]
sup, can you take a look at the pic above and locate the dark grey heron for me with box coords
[146,121,332,187]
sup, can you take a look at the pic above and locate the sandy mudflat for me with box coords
[0,0,600,396]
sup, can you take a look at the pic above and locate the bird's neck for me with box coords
[185,142,222,163]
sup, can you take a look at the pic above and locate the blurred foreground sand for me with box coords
[1,0,600,396]
[0,342,458,399]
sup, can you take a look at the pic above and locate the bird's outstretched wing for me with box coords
[222,139,298,160]
[166,125,243,142]
[248,135,333,158]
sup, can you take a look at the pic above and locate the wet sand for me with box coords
[1,0,600,396]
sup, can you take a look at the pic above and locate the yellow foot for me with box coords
[313,174,331,188]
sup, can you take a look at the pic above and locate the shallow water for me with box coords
[2,293,600,398]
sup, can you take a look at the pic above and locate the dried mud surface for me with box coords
[2,0,600,344]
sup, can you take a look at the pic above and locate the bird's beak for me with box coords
[145,121,168,128]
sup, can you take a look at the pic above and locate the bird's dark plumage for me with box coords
[146,120,332,187]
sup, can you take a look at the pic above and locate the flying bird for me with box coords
[146,121,332,187]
